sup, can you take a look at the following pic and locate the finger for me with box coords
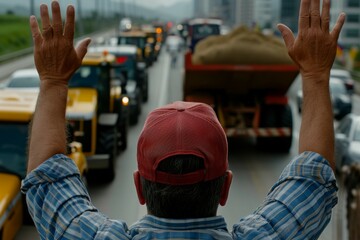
[277,24,295,50]
[321,0,330,32]
[40,4,51,31]
[331,13,346,40]
[310,0,321,28]
[29,16,43,48]
[51,1,63,36]
[64,5,75,41]
[298,0,311,32]
[76,38,92,60]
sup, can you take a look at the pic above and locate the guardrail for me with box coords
[0,47,33,64]
[0,27,118,64]
[343,164,360,240]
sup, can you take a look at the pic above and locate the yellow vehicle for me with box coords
[67,52,130,182]
[0,89,87,240]
[142,25,161,61]
[117,31,154,66]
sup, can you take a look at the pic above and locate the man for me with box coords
[22,0,345,239]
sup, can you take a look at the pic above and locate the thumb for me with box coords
[76,38,91,60]
[277,24,295,50]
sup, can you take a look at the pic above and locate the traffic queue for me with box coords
[0,20,167,240]
[1,13,359,239]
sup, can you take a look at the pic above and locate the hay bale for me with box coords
[192,26,293,65]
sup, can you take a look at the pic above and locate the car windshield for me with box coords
[193,24,220,39]
[69,66,101,88]
[330,82,346,95]
[8,76,40,88]
[118,37,145,48]
[0,123,28,178]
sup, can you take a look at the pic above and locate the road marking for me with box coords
[158,54,171,107]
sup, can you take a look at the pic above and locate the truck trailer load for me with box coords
[183,29,299,152]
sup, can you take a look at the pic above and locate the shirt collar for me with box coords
[131,215,228,231]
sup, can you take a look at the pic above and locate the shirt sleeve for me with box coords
[232,151,338,240]
[21,154,131,240]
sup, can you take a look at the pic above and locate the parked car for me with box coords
[4,69,39,89]
[330,69,355,94]
[166,35,183,52]
[297,78,352,119]
[335,114,360,172]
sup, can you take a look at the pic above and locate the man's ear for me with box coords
[133,171,146,205]
[219,170,232,206]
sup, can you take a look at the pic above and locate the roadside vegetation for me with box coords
[0,14,31,56]
[0,11,151,58]
[0,13,116,57]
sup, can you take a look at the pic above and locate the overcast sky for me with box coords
[6,0,187,9]
[123,0,185,8]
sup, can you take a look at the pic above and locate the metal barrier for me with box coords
[0,47,33,64]
[343,164,360,240]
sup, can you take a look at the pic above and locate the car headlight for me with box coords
[122,96,130,106]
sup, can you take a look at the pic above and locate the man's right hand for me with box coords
[277,0,345,80]
[30,1,91,86]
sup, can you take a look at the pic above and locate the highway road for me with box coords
[6,48,356,239]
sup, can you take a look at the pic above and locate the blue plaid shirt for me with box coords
[21,152,337,239]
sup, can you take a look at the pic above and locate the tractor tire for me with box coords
[142,78,149,102]
[130,112,139,126]
[118,122,128,151]
[96,126,117,182]
[256,104,293,153]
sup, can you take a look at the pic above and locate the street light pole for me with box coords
[76,0,84,36]
[30,0,35,16]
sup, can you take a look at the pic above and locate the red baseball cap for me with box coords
[137,101,228,185]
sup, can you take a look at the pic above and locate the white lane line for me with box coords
[158,53,171,107]
[137,53,171,220]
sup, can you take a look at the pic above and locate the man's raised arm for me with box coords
[278,0,345,169]
[27,1,90,173]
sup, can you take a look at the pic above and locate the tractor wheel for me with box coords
[142,78,149,102]
[256,104,293,153]
[118,122,128,151]
[96,126,117,182]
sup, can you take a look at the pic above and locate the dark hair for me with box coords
[141,155,226,219]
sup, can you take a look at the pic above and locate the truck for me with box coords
[0,89,87,239]
[183,52,299,152]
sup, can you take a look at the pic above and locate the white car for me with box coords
[5,69,40,90]
[119,18,132,32]
[166,35,183,52]
[330,69,354,94]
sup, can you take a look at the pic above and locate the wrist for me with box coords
[300,70,330,83]
[40,79,69,91]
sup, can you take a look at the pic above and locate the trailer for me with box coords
[184,52,299,152]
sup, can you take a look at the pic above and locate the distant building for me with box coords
[331,0,360,47]
[254,0,280,29]
[280,0,299,33]
[193,0,210,18]
[234,0,254,28]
